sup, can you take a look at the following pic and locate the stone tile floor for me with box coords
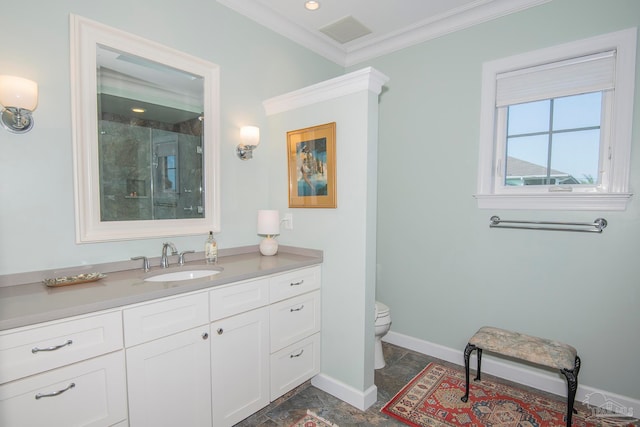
[233,341,616,426]
[234,342,444,426]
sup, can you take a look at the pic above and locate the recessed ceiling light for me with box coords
[305,1,320,11]
[131,108,146,113]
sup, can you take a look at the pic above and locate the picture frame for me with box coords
[287,122,336,208]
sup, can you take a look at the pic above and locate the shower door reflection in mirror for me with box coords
[97,45,204,222]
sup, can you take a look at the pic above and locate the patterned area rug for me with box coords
[382,363,635,427]
[289,409,339,427]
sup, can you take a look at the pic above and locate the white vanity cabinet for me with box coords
[0,261,322,427]
[123,292,212,427]
[0,310,127,427]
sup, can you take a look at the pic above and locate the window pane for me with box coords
[553,92,602,130]
[505,92,602,187]
[505,134,549,185]
[551,129,600,184]
[507,99,550,135]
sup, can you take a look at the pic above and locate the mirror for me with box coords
[70,15,220,242]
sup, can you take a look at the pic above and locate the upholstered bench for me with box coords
[460,326,581,427]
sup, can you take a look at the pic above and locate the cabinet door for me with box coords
[211,306,269,427]
[0,351,127,427]
[126,326,212,427]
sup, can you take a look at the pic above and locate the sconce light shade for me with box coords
[237,125,260,160]
[0,76,38,110]
[241,125,260,146]
[257,209,280,256]
[0,75,38,133]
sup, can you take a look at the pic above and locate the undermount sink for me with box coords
[144,268,222,282]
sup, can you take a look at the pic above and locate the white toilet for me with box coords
[374,301,392,369]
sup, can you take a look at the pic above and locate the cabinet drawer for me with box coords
[270,290,320,352]
[269,266,321,303]
[0,350,128,427]
[270,333,320,401]
[0,311,123,384]
[210,278,269,321]
[123,292,208,347]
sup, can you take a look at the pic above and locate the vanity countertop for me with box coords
[0,247,322,331]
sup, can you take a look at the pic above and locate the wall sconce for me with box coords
[236,125,260,160]
[257,209,280,256]
[0,75,38,134]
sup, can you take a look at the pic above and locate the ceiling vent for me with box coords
[319,16,372,44]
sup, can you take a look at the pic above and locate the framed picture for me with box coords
[287,122,336,208]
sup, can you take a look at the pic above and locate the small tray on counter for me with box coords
[43,272,107,287]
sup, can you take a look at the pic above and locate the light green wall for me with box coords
[2,0,639,405]
[265,88,380,393]
[358,0,640,399]
[0,0,342,274]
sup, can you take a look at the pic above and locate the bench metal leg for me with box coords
[461,343,481,402]
[560,355,581,427]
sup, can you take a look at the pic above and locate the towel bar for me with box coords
[489,216,607,233]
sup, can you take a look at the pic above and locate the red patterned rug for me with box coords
[382,363,635,427]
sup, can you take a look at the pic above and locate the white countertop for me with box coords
[0,247,322,331]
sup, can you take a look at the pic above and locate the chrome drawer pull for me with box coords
[290,280,304,286]
[290,305,304,312]
[35,382,76,400]
[32,339,73,354]
[290,349,304,358]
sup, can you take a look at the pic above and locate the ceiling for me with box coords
[217,0,551,67]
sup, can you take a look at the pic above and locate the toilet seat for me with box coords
[375,301,390,320]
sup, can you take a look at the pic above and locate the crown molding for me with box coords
[217,0,551,67]
[343,0,553,66]
[263,67,389,116]
[216,0,347,65]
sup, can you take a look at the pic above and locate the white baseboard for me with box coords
[384,331,640,418]
[311,373,378,411]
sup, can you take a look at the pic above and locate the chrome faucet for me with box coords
[131,256,150,272]
[161,242,178,268]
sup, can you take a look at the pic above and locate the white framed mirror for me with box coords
[70,14,220,242]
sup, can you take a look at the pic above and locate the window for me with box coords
[505,92,601,187]
[475,28,637,210]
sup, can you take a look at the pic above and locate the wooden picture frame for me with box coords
[287,122,336,208]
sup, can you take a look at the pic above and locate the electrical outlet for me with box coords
[283,213,293,230]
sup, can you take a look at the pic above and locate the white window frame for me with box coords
[475,28,637,211]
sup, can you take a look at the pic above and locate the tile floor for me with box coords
[233,341,602,426]
[235,342,453,426]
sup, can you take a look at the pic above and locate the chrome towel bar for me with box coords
[489,216,607,233]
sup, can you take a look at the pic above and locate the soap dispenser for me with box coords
[205,231,217,264]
